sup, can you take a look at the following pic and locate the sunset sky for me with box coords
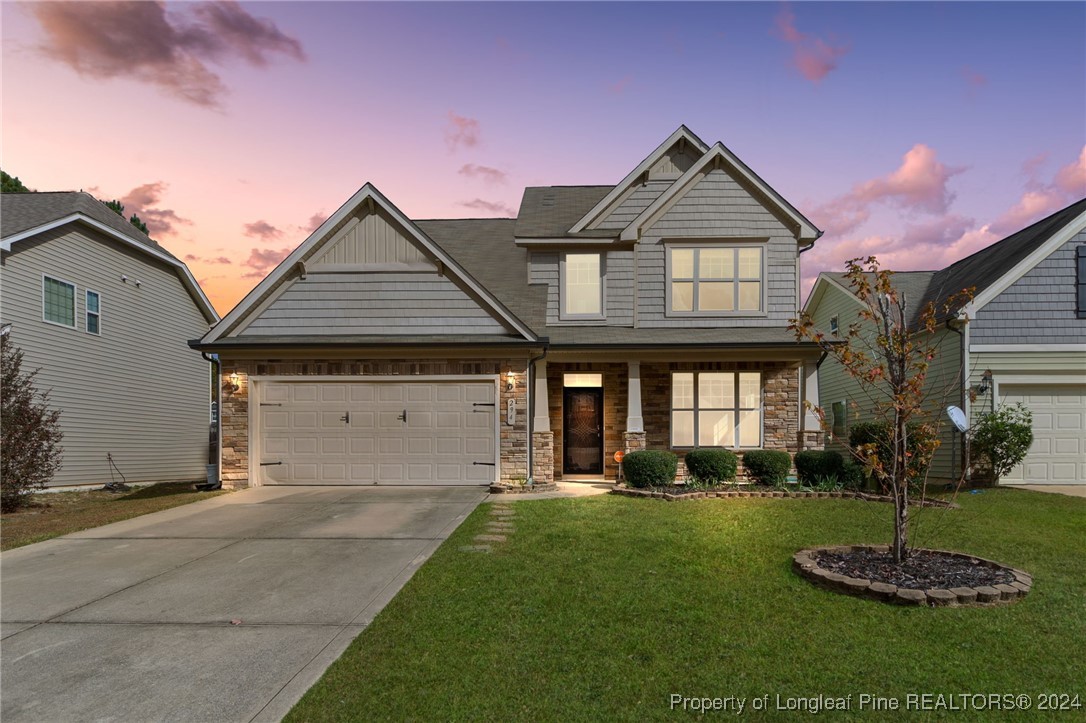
[3,1,1084,316]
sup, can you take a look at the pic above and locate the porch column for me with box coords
[801,362,824,451]
[533,359,550,432]
[626,361,644,433]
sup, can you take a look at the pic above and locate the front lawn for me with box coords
[0,482,228,551]
[289,489,1085,721]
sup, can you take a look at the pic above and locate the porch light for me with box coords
[976,369,992,395]
[506,370,516,390]
[226,371,241,394]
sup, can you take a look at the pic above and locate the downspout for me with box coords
[945,319,969,483]
[526,346,548,483]
[199,351,222,490]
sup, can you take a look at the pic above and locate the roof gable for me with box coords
[568,126,709,234]
[202,184,537,344]
[620,142,821,243]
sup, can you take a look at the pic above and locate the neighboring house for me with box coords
[1,192,219,487]
[193,126,828,489]
[804,198,1086,486]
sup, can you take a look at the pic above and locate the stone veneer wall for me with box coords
[219,357,529,488]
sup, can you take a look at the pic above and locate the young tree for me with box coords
[791,258,972,562]
[1,336,64,512]
[972,403,1033,481]
[103,199,125,216]
[129,213,150,235]
[1,170,31,193]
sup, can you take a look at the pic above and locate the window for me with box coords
[561,252,603,318]
[86,291,101,335]
[669,246,763,314]
[564,373,602,387]
[831,401,847,438]
[671,372,761,448]
[43,276,76,328]
[830,315,839,336]
[1077,245,1086,318]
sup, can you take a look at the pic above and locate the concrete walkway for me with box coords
[1003,484,1086,498]
[485,480,614,502]
[0,485,486,723]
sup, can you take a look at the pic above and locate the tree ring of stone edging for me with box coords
[609,487,959,509]
[792,545,1032,607]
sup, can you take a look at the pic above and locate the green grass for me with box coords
[288,489,1085,721]
[0,482,228,551]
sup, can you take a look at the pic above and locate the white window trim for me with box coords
[665,241,768,317]
[670,371,763,449]
[829,315,840,337]
[41,274,77,330]
[559,251,606,321]
[86,289,101,336]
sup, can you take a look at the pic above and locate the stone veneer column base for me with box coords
[800,431,824,451]
[623,431,646,453]
[532,431,555,486]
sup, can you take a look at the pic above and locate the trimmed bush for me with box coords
[742,449,792,487]
[972,403,1033,481]
[1,337,63,512]
[683,448,738,485]
[840,461,865,490]
[794,450,845,486]
[623,450,678,488]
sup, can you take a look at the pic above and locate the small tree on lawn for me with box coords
[1,336,64,512]
[791,257,973,563]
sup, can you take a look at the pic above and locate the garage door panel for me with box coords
[259,380,497,486]
[1000,383,1085,485]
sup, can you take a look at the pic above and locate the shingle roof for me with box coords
[1,191,178,261]
[513,185,614,238]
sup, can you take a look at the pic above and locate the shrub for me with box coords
[847,420,936,488]
[742,449,792,487]
[794,450,845,486]
[683,448,738,486]
[840,461,865,490]
[1,337,63,512]
[972,403,1033,480]
[623,450,678,488]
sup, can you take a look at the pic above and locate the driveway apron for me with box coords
[0,485,485,722]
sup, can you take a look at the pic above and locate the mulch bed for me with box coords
[815,548,1014,590]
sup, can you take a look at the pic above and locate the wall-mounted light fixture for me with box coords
[506,370,516,391]
[225,371,240,394]
[975,369,993,395]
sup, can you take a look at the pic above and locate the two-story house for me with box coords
[804,198,1086,487]
[192,127,826,489]
[1,192,219,488]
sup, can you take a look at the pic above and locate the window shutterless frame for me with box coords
[86,290,101,335]
[670,371,763,449]
[1076,245,1086,319]
[665,241,768,317]
[42,274,77,329]
[559,251,606,320]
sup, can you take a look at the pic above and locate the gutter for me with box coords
[197,352,222,491]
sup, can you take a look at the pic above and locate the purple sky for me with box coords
[3,1,1084,313]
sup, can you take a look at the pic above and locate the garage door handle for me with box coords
[397,409,407,423]
[473,461,496,466]
[341,412,350,423]
[260,461,283,466]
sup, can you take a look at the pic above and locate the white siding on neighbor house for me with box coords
[528,250,635,326]
[0,225,212,487]
[971,231,1086,345]
[239,273,508,336]
[637,168,798,327]
[810,282,964,482]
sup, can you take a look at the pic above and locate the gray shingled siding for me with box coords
[0,225,211,487]
[594,181,672,231]
[636,168,798,328]
[649,145,700,178]
[238,273,508,336]
[971,232,1086,344]
[528,250,635,327]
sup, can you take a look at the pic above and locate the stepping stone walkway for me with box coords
[460,503,517,553]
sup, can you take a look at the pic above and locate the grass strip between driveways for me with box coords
[287,489,1085,722]
[0,482,228,551]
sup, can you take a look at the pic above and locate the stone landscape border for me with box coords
[611,486,959,509]
[490,482,559,494]
[792,545,1032,607]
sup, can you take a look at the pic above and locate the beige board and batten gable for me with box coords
[1,193,216,488]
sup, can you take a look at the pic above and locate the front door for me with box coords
[563,387,603,475]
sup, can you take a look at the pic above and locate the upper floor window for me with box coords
[671,371,762,448]
[43,276,76,328]
[830,400,847,438]
[86,290,101,335]
[561,252,604,319]
[668,246,763,314]
[829,315,839,336]
[1077,245,1086,319]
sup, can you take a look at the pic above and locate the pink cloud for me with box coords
[243,220,283,240]
[305,211,327,232]
[458,163,507,185]
[445,111,480,151]
[30,1,305,108]
[812,144,964,236]
[773,5,849,83]
[1053,145,1086,197]
[961,65,987,91]
[242,247,291,278]
[113,181,191,237]
[608,75,633,95]
[459,198,515,216]
[184,254,232,265]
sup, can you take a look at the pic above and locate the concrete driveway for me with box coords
[0,485,486,722]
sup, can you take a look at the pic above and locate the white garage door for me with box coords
[258,380,497,485]
[999,384,1086,485]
